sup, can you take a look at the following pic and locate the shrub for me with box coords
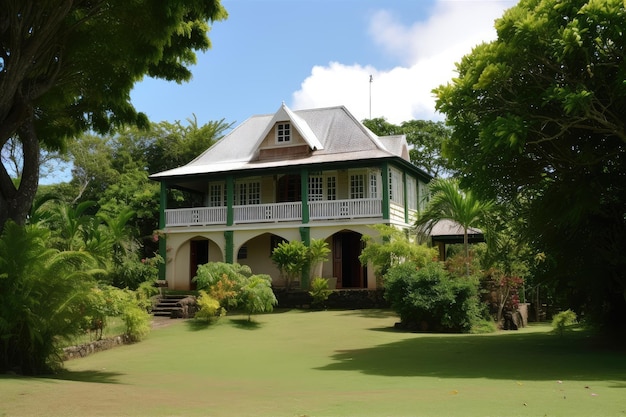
[240,274,278,321]
[385,261,482,332]
[552,309,577,336]
[195,290,225,322]
[194,262,249,309]
[360,224,438,285]
[271,240,309,289]
[309,277,332,308]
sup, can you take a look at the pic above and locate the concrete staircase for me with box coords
[152,294,190,318]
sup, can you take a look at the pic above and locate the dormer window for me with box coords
[276,123,291,143]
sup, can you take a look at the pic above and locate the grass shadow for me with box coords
[185,319,219,331]
[44,369,124,384]
[229,318,262,330]
[337,309,398,319]
[317,328,626,383]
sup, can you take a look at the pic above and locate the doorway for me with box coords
[332,231,365,288]
[189,239,209,290]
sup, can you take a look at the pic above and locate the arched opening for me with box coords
[332,230,366,289]
[189,238,209,290]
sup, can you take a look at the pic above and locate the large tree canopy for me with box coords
[435,0,626,330]
[0,0,227,229]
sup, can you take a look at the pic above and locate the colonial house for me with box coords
[150,104,432,291]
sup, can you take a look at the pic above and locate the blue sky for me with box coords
[130,0,517,128]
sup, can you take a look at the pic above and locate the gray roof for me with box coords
[151,104,421,180]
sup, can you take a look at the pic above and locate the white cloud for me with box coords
[292,0,515,124]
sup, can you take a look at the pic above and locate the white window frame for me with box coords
[276,123,291,143]
[350,174,365,199]
[208,183,225,207]
[389,167,404,205]
[235,180,260,205]
[406,175,417,210]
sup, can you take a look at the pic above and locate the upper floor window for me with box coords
[389,168,404,205]
[406,176,417,210]
[236,181,260,205]
[276,123,291,143]
[208,183,225,207]
[308,175,323,201]
[350,174,365,199]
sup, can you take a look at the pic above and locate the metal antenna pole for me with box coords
[369,75,373,119]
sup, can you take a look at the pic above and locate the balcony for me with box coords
[164,198,383,227]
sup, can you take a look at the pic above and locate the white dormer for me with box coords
[253,103,324,161]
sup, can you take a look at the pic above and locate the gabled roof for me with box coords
[151,104,428,180]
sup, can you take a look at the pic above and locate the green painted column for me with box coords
[381,163,390,220]
[300,226,311,289]
[224,230,234,264]
[158,181,167,281]
[226,176,234,226]
[300,168,309,224]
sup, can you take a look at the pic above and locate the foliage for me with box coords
[309,277,332,308]
[239,274,278,321]
[434,0,626,332]
[360,224,437,283]
[195,290,226,322]
[552,310,578,336]
[415,178,493,267]
[308,238,331,264]
[193,262,277,320]
[384,261,482,332]
[0,221,102,374]
[194,262,250,308]
[0,1,228,230]
[271,240,309,289]
[363,118,453,177]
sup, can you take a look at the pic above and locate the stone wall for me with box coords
[62,335,130,361]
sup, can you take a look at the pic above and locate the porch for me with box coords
[164,198,383,227]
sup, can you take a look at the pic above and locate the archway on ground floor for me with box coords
[235,232,290,287]
[185,237,223,290]
[331,230,367,289]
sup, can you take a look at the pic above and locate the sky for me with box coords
[130,0,519,128]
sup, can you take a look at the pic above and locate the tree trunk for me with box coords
[0,115,40,231]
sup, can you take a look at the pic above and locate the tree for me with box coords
[434,0,626,330]
[0,0,227,230]
[363,118,453,177]
[414,178,493,276]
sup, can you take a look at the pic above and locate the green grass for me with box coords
[61,316,126,348]
[1,310,625,417]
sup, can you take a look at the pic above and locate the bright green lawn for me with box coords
[1,309,625,417]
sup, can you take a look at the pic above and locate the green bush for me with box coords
[240,274,278,321]
[385,261,482,332]
[195,290,225,322]
[271,240,309,289]
[552,309,577,336]
[309,277,332,308]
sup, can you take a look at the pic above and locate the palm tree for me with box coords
[415,178,493,275]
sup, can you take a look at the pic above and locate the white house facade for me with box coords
[150,104,432,290]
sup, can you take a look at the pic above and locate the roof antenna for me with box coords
[369,75,373,119]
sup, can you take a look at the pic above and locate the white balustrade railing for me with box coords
[165,199,383,226]
[309,198,382,220]
[165,207,227,226]
[234,202,302,223]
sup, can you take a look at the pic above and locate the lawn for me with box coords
[1,309,625,417]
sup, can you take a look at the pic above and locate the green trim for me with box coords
[226,176,234,226]
[300,227,311,289]
[381,163,390,220]
[158,182,167,280]
[300,168,309,224]
[224,230,234,264]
